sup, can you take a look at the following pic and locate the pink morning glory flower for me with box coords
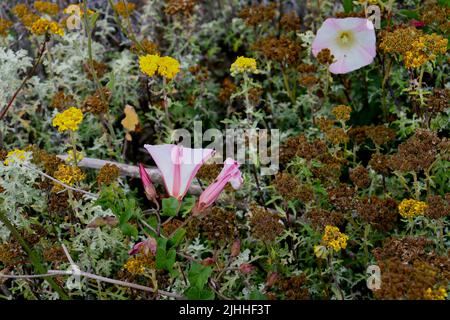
[312,18,376,74]
[144,144,215,201]
[194,158,243,214]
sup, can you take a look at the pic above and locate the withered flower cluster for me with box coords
[164,0,197,16]
[82,88,112,114]
[97,164,120,187]
[252,36,302,66]
[389,129,448,173]
[305,208,344,232]
[238,3,277,27]
[249,204,284,242]
[50,90,75,111]
[273,172,313,203]
[356,197,397,232]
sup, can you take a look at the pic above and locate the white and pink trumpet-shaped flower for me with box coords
[144,144,215,201]
[312,18,376,74]
[194,158,243,214]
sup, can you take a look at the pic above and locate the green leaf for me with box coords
[188,262,213,289]
[168,228,186,248]
[120,223,138,238]
[180,196,196,218]
[162,197,180,217]
[185,287,215,300]
[398,9,420,20]
[343,0,353,13]
[249,290,267,300]
[156,238,168,269]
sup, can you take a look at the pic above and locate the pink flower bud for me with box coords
[239,263,254,274]
[201,257,215,266]
[139,163,157,202]
[410,19,426,28]
[128,237,157,256]
[231,239,241,257]
[266,272,278,287]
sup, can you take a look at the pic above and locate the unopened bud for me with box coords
[231,239,241,257]
[139,163,157,202]
[201,257,215,266]
[239,263,254,274]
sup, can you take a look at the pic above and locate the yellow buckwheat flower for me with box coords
[52,164,85,192]
[66,150,84,163]
[31,18,64,36]
[398,199,428,219]
[424,287,447,300]
[52,107,83,132]
[321,225,349,252]
[34,1,60,15]
[157,56,181,80]
[230,56,258,75]
[3,149,27,166]
[139,54,160,77]
[404,34,448,69]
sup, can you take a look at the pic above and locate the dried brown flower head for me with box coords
[365,125,396,146]
[305,208,344,232]
[424,194,450,220]
[275,275,310,300]
[427,88,449,115]
[164,0,197,16]
[316,48,334,65]
[356,197,398,232]
[299,75,319,88]
[218,78,237,104]
[83,60,108,80]
[50,90,75,111]
[327,184,356,212]
[238,3,277,27]
[280,11,300,32]
[82,88,111,114]
[194,207,237,242]
[373,236,434,264]
[250,205,284,242]
[368,152,391,175]
[273,172,313,203]
[374,258,448,300]
[349,165,370,188]
[97,164,120,187]
[331,105,352,122]
[348,126,367,145]
[389,129,447,173]
[253,36,302,65]
[297,63,317,73]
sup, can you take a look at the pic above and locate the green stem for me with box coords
[0,210,70,300]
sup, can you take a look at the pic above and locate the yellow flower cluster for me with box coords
[331,105,352,122]
[123,255,155,275]
[63,4,95,16]
[322,225,349,252]
[398,199,428,219]
[114,1,136,17]
[31,18,64,36]
[0,19,13,37]
[34,1,60,15]
[139,54,181,80]
[3,149,27,166]
[53,164,85,192]
[52,107,84,132]
[424,287,447,300]
[66,150,84,163]
[230,56,258,75]
[12,4,40,28]
[404,34,448,69]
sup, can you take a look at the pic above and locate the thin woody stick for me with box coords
[56,155,203,195]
